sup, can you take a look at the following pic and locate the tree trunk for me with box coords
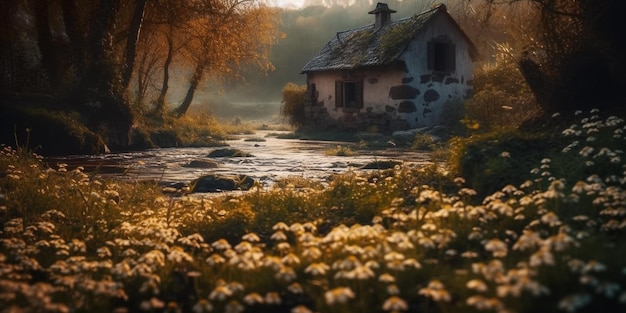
[60,0,85,73]
[174,62,205,117]
[121,0,147,90]
[155,30,174,116]
[33,0,60,89]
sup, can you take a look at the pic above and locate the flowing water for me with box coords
[49,131,432,191]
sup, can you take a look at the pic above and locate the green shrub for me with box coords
[465,58,542,132]
[280,83,307,128]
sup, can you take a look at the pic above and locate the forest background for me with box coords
[1,0,624,156]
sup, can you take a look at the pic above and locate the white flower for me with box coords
[290,305,313,313]
[275,266,297,282]
[270,231,287,241]
[325,287,355,305]
[513,230,542,251]
[192,299,213,313]
[466,295,503,311]
[466,279,488,292]
[265,292,282,305]
[305,262,330,276]
[211,239,231,250]
[224,300,244,313]
[558,293,591,313]
[281,253,301,266]
[209,285,233,301]
[382,296,408,311]
[418,280,451,302]
[242,232,260,242]
[484,239,508,258]
[243,292,264,305]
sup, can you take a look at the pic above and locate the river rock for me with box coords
[208,148,254,157]
[360,160,403,170]
[191,174,255,192]
[184,159,220,168]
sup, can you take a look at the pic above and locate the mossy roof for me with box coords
[301,4,478,73]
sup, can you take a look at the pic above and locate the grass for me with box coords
[1,109,625,313]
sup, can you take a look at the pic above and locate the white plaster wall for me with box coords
[401,13,475,127]
[306,69,405,121]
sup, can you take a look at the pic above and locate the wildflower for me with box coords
[333,255,361,270]
[379,273,396,283]
[224,300,244,313]
[270,231,287,241]
[209,285,233,301]
[459,188,477,197]
[275,266,297,282]
[500,151,511,158]
[404,258,422,270]
[141,250,166,267]
[275,242,291,252]
[206,254,225,265]
[387,284,401,295]
[289,223,305,234]
[513,230,542,251]
[211,239,231,250]
[548,231,578,251]
[242,232,260,242]
[540,212,561,227]
[97,247,112,258]
[305,262,330,276]
[291,305,313,313]
[466,279,488,292]
[529,246,555,267]
[325,287,355,305]
[273,222,289,231]
[350,264,376,280]
[301,246,322,260]
[461,251,479,259]
[382,296,408,311]
[418,280,451,302]
[466,295,503,311]
[243,292,264,305]
[558,293,591,313]
[192,299,213,313]
[234,241,252,253]
[579,146,594,157]
[582,260,607,273]
[168,246,193,263]
[265,292,282,305]
[281,253,300,266]
[484,239,508,258]
[288,282,304,294]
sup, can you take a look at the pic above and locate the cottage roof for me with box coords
[301,4,479,73]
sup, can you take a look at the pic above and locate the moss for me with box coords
[450,130,557,198]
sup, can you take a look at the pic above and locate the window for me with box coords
[428,38,456,73]
[335,80,363,109]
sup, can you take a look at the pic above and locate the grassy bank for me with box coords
[1,110,625,313]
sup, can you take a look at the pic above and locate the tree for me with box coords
[172,0,281,116]
[477,0,626,114]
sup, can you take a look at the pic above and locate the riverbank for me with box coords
[1,110,625,312]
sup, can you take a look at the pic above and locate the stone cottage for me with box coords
[301,2,479,132]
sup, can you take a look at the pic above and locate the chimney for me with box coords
[368,2,397,30]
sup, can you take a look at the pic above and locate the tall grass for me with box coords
[1,110,625,313]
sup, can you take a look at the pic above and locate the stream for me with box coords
[48,131,432,192]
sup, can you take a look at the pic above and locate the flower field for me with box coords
[1,110,625,313]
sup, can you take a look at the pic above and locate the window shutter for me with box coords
[335,81,343,108]
[355,80,364,108]
[427,41,434,70]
